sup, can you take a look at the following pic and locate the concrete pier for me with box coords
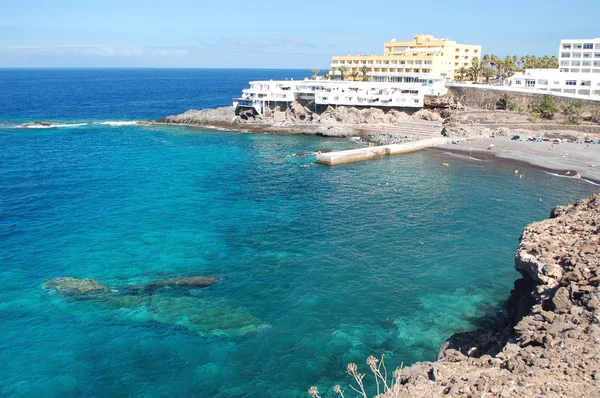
[316,137,448,166]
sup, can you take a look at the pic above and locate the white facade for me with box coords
[558,38,600,74]
[233,78,448,115]
[509,69,600,97]
[506,37,600,100]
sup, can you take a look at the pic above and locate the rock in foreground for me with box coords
[386,193,600,397]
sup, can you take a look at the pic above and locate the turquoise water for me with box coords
[0,69,598,397]
[1,124,597,397]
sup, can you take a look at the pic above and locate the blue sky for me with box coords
[1,0,598,68]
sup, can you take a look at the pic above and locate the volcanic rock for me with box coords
[44,277,109,299]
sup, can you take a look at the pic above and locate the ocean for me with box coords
[0,68,597,397]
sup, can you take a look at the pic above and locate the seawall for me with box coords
[315,137,448,166]
[448,85,600,111]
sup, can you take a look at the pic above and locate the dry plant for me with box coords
[309,354,405,398]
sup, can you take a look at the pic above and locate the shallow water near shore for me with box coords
[1,69,598,397]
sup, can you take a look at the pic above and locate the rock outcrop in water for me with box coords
[127,276,219,293]
[44,275,218,298]
[385,193,600,397]
[44,277,110,299]
[42,275,263,337]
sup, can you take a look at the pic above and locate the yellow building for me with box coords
[331,34,481,82]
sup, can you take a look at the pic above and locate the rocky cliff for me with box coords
[386,193,600,397]
[153,102,444,137]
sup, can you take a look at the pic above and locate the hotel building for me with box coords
[233,79,447,116]
[507,38,600,98]
[330,34,482,83]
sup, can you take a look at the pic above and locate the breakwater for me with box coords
[316,137,448,165]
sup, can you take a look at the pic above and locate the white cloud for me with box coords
[0,45,189,57]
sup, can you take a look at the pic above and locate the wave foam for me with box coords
[20,122,88,129]
[97,121,138,126]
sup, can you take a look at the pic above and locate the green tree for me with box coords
[590,108,600,123]
[469,57,482,83]
[562,101,585,124]
[496,92,517,110]
[531,95,558,119]
[349,70,360,81]
[359,65,371,81]
[482,67,495,84]
[456,67,468,82]
[338,65,349,81]
[311,68,320,79]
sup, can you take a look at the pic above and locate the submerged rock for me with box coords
[44,277,110,299]
[130,276,219,293]
[105,295,264,337]
[43,275,262,337]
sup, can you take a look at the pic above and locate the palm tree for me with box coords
[349,70,359,81]
[469,57,482,83]
[456,67,468,82]
[359,65,370,81]
[338,65,349,81]
[482,67,494,84]
[311,68,320,79]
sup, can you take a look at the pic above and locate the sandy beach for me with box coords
[433,138,600,184]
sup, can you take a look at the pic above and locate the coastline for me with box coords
[431,139,600,184]
[385,193,600,397]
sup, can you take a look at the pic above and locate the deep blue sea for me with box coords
[0,69,598,398]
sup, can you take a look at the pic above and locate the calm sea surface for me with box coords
[0,69,597,397]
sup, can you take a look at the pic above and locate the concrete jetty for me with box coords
[316,137,448,166]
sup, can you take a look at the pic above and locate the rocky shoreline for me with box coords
[150,102,600,142]
[384,193,600,397]
[147,103,445,138]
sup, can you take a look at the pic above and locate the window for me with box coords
[584,43,594,49]
[593,90,600,95]
[574,44,582,49]
[583,53,592,58]
[572,52,582,58]
[560,61,569,66]
[564,89,576,94]
[582,61,591,66]
[594,61,600,67]
[581,80,591,86]
[570,69,580,73]
[562,44,572,49]
[554,81,560,85]
[525,79,535,87]
[595,53,600,58]
[538,79,548,85]
[578,89,590,95]
[571,60,581,66]
[514,80,522,85]
[565,80,577,86]
[561,52,571,58]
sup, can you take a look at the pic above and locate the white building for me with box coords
[233,78,447,116]
[507,38,600,99]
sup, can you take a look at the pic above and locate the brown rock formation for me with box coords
[129,276,219,293]
[386,193,600,397]
[44,277,110,299]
